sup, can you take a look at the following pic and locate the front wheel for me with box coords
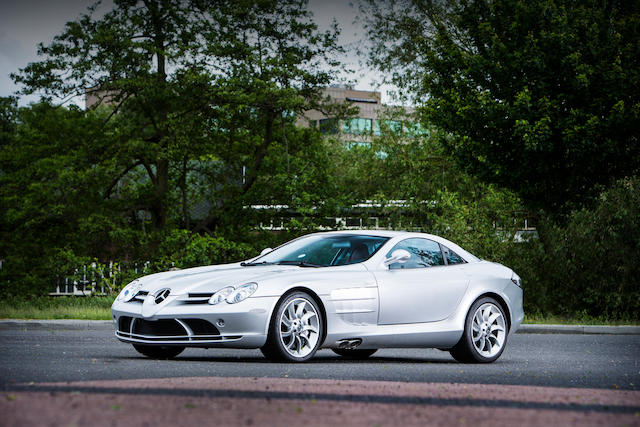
[261,292,323,362]
[450,297,509,363]
[132,344,185,359]
[332,348,377,359]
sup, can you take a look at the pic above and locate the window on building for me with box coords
[375,150,388,160]
[345,141,371,150]
[343,118,372,135]
[319,118,339,134]
[374,120,403,136]
[405,122,429,137]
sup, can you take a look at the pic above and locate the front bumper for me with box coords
[111,295,278,348]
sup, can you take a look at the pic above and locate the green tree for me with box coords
[12,0,341,231]
[364,0,640,217]
[330,109,525,261]
[3,0,344,295]
[12,0,202,228]
[0,101,121,295]
[184,0,343,232]
[506,176,640,319]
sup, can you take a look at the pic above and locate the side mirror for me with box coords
[260,247,273,256]
[384,249,411,267]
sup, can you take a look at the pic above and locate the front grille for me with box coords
[129,291,214,305]
[188,292,214,298]
[182,292,214,304]
[131,290,148,303]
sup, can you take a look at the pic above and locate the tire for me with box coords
[132,344,185,359]
[450,297,509,363]
[261,292,323,362]
[332,348,377,359]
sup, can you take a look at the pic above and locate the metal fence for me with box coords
[49,261,151,296]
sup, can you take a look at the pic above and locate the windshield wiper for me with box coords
[276,260,327,268]
[240,261,275,267]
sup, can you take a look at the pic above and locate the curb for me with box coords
[1,319,639,334]
[517,324,640,335]
[0,319,112,331]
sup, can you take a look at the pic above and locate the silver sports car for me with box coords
[111,231,523,363]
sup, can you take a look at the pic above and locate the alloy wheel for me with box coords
[278,297,320,358]
[471,302,506,357]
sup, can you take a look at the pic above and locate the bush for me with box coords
[508,177,640,320]
[150,229,255,270]
[2,178,637,321]
[0,229,261,297]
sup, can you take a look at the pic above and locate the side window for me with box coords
[442,245,466,265]
[387,238,444,269]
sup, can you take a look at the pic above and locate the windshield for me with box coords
[247,234,390,267]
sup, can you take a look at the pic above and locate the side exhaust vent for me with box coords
[336,338,362,350]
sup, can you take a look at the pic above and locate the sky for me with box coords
[0,0,398,107]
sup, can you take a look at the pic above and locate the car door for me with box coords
[375,238,470,324]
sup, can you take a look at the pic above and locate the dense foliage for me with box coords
[1,0,638,320]
[508,177,640,320]
[359,0,639,319]
[364,0,640,217]
[11,0,342,231]
[0,98,337,296]
[2,0,344,296]
[330,112,524,262]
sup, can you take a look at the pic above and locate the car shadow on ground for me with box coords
[114,354,457,364]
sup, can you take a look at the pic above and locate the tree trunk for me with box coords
[152,158,169,229]
[181,156,189,228]
[147,0,169,229]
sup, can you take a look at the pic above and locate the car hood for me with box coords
[135,262,330,296]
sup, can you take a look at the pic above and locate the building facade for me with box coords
[299,85,425,148]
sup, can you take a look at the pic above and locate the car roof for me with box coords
[318,229,433,239]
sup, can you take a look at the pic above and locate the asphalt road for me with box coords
[1,328,639,390]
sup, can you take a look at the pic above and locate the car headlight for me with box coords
[117,280,143,302]
[209,286,235,305]
[226,282,258,304]
[511,272,522,288]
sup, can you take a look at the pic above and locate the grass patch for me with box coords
[523,313,640,326]
[0,296,114,320]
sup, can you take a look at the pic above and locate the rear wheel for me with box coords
[261,292,323,362]
[450,297,508,363]
[132,344,185,359]
[332,348,377,359]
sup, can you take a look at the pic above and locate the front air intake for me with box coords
[133,318,186,338]
[117,316,220,337]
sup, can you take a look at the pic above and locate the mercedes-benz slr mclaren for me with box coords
[111,231,523,363]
